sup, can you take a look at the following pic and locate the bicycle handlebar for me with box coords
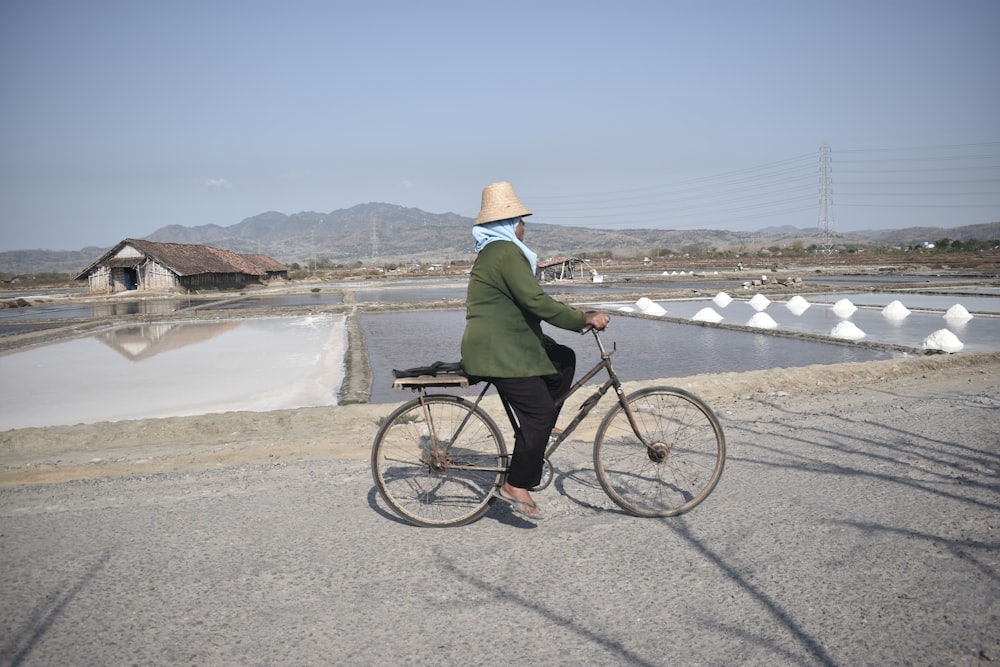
[580,311,610,336]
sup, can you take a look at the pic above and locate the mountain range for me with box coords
[2,203,997,275]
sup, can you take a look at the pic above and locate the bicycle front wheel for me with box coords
[372,395,507,527]
[594,387,725,517]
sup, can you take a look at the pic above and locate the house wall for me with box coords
[141,260,180,290]
[178,272,257,291]
[85,260,180,293]
[87,266,113,292]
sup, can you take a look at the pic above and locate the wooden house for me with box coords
[536,256,585,282]
[76,239,288,293]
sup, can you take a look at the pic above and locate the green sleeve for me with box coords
[500,247,588,332]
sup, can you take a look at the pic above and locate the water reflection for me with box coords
[0,315,346,430]
[98,321,242,361]
[0,298,209,322]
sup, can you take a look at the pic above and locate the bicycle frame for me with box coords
[467,329,649,458]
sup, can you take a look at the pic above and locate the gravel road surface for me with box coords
[2,356,998,666]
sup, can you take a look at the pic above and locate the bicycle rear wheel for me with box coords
[594,387,725,517]
[372,395,507,527]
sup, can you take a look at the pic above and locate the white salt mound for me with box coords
[832,298,857,317]
[692,307,724,323]
[618,306,635,313]
[923,329,964,352]
[746,312,778,329]
[786,295,810,315]
[634,297,667,316]
[712,292,733,308]
[830,321,866,340]
[882,300,911,319]
[749,294,771,311]
[944,304,974,322]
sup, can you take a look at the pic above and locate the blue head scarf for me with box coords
[472,217,538,274]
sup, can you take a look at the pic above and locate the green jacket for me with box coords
[461,241,587,378]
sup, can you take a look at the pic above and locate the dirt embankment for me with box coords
[2,351,997,488]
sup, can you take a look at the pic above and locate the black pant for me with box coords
[491,341,576,489]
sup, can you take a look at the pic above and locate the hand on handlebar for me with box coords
[584,310,610,331]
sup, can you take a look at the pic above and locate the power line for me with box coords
[522,141,999,231]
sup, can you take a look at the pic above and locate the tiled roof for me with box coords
[125,239,264,276]
[240,253,288,273]
[77,239,287,279]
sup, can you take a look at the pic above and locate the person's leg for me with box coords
[542,340,576,407]
[490,376,554,518]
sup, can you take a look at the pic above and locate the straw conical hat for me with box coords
[474,181,532,225]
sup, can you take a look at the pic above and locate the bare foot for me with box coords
[498,482,544,519]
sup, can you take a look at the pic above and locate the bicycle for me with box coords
[371,328,726,527]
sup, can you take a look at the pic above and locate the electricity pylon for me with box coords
[818,141,835,255]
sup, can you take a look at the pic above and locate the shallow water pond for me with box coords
[361,310,895,405]
[0,314,346,430]
[608,294,1000,354]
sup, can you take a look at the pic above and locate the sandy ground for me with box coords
[2,350,997,487]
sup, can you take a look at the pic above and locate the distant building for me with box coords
[76,239,288,293]
[536,256,585,282]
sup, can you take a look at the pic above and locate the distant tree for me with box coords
[682,244,704,257]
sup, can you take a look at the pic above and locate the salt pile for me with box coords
[944,304,974,322]
[882,300,911,320]
[746,312,778,329]
[923,329,964,352]
[832,298,857,317]
[712,292,733,308]
[692,307,724,323]
[830,321,866,340]
[617,305,635,313]
[786,295,810,316]
[748,294,771,312]
[634,297,667,316]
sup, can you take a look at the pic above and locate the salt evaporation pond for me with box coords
[5,279,998,428]
[803,292,1000,315]
[200,292,344,309]
[0,297,214,323]
[0,315,346,430]
[361,310,894,405]
[605,296,1000,354]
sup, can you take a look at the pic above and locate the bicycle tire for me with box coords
[593,387,725,517]
[371,395,508,527]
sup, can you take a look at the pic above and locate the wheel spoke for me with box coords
[595,388,725,517]
[372,396,506,527]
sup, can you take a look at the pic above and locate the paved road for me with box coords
[2,372,998,666]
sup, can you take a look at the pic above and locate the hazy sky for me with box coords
[1,0,998,251]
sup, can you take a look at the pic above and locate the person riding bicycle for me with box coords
[460,181,610,520]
